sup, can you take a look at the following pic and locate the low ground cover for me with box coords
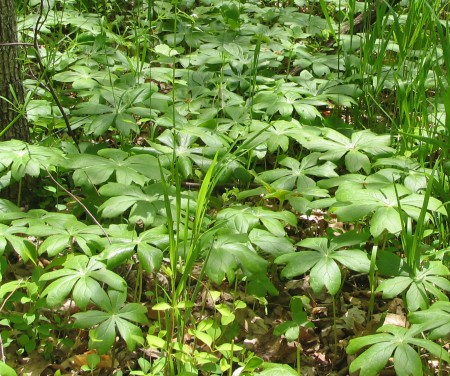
[0,0,449,375]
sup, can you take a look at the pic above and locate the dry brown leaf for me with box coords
[61,350,117,370]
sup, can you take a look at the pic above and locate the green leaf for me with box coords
[73,290,147,354]
[67,151,161,187]
[331,202,378,222]
[38,234,71,256]
[91,267,127,292]
[215,343,243,352]
[204,234,267,284]
[0,141,63,180]
[401,194,447,215]
[370,206,402,237]
[86,354,100,370]
[349,342,396,375]
[310,257,341,295]
[92,318,117,354]
[116,113,138,136]
[332,250,370,273]
[293,103,321,121]
[191,330,212,348]
[73,310,111,327]
[0,199,19,213]
[376,251,406,276]
[285,326,300,342]
[409,301,450,339]
[44,275,78,307]
[40,255,125,308]
[52,65,114,89]
[72,276,106,310]
[152,302,171,311]
[217,206,297,236]
[88,114,116,136]
[291,296,310,325]
[90,286,111,311]
[345,149,371,174]
[405,282,429,311]
[376,276,412,298]
[3,232,37,264]
[346,333,395,354]
[98,183,165,226]
[297,237,328,252]
[256,363,298,376]
[393,344,422,376]
[137,243,163,273]
[258,153,338,191]
[146,334,167,349]
[276,251,321,279]
[115,317,144,351]
[99,196,140,218]
[72,103,114,115]
[154,43,179,57]
[0,362,17,376]
[0,280,26,299]
[249,229,295,258]
[408,337,450,362]
[100,243,135,269]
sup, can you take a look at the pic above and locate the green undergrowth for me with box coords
[0,0,449,375]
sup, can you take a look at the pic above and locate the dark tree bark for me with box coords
[0,0,29,141]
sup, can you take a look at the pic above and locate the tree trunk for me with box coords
[0,0,29,142]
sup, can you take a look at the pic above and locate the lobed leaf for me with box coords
[349,342,397,376]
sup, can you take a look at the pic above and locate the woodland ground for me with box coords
[0,0,450,375]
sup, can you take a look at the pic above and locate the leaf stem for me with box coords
[45,169,111,244]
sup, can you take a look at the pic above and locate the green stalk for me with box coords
[249,35,261,118]
[331,294,338,360]
[318,0,336,46]
[408,159,440,271]
[175,153,219,298]
[228,339,235,376]
[432,3,450,134]
[368,240,378,320]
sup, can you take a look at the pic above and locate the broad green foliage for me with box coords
[73,289,148,354]
[258,153,338,190]
[202,231,268,285]
[153,127,228,178]
[331,184,447,237]
[65,148,163,186]
[409,301,450,339]
[249,119,302,153]
[0,141,63,187]
[347,324,450,376]
[0,0,448,374]
[376,252,450,311]
[0,223,37,267]
[0,363,17,376]
[276,231,370,295]
[256,363,298,376]
[98,225,168,272]
[26,214,103,256]
[217,206,297,237]
[98,181,198,227]
[40,254,126,309]
[299,128,394,174]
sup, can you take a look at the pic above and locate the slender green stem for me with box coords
[228,339,234,376]
[368,241,378,320]
[331,294,338,360]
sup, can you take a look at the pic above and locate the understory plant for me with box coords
[0,0,448,375]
